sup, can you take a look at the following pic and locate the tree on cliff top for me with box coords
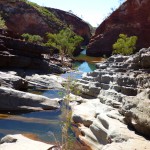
[45,28,83,63]
[113,34,138,55]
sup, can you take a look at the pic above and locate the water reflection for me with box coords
[73,61,96,73]
[61,61,96,80]
[0,50,99,144]
[0,89,64,143]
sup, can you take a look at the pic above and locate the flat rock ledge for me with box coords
[26,74,66,89]
[0,134,56,150]
[71,48,150,150]
[0,86,60,111]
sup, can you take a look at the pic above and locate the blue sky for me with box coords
[29,0,125,27]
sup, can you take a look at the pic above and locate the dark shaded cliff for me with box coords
[0,29,64,73]
[87,0,150,56]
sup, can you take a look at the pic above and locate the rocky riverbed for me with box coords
[0,31,150,150]
[0,70,67,149]
[71,48,150,150]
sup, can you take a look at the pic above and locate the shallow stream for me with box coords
[0,50,101,143]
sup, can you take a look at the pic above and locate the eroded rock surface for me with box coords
[72,48,150,149]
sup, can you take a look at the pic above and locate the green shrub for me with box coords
[113,34,138,55]
[22,33,43,44]
[45,28,83,63]
[0,15,7,29]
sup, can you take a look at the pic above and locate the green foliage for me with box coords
[21,33,43,44]
[0,15,7,29]
[113,34,138,55]
[45,28,83,62]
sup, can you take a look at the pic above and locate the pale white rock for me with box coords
[72,49,150,150]
[0,134,55,150]
[0,86,60,111]
[26,74,64,89]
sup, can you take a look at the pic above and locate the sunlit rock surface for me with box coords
[72,48,150,149]
[0,134,55,150]
[0,86,60,111]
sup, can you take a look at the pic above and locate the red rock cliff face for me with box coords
[0,0,62,36]
[49,8,91,45]
[0,0,91,43]
[87,0,150,56]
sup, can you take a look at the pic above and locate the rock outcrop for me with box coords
[87,0,150,56]
[0,134,56,150]
[0,86,60,111]
[0,32,64,73]
[72,48,150,149]
[26,74,65,89]
[0,71,27,90]
[0,0,91,44]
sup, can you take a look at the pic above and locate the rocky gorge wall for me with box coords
[0,29,64,73]
[0,0,91,44]
[71,48,150,149]
[87,0,150,56]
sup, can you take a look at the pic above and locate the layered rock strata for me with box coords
[0,33,64,73]
[72,48,150,149]
[0,70,66,112]
[0,86,60,111]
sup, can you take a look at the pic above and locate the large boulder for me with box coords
[87,0,150,56]
[121,89,150,137]
[26,74,65,89]
[0,86,60,111]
